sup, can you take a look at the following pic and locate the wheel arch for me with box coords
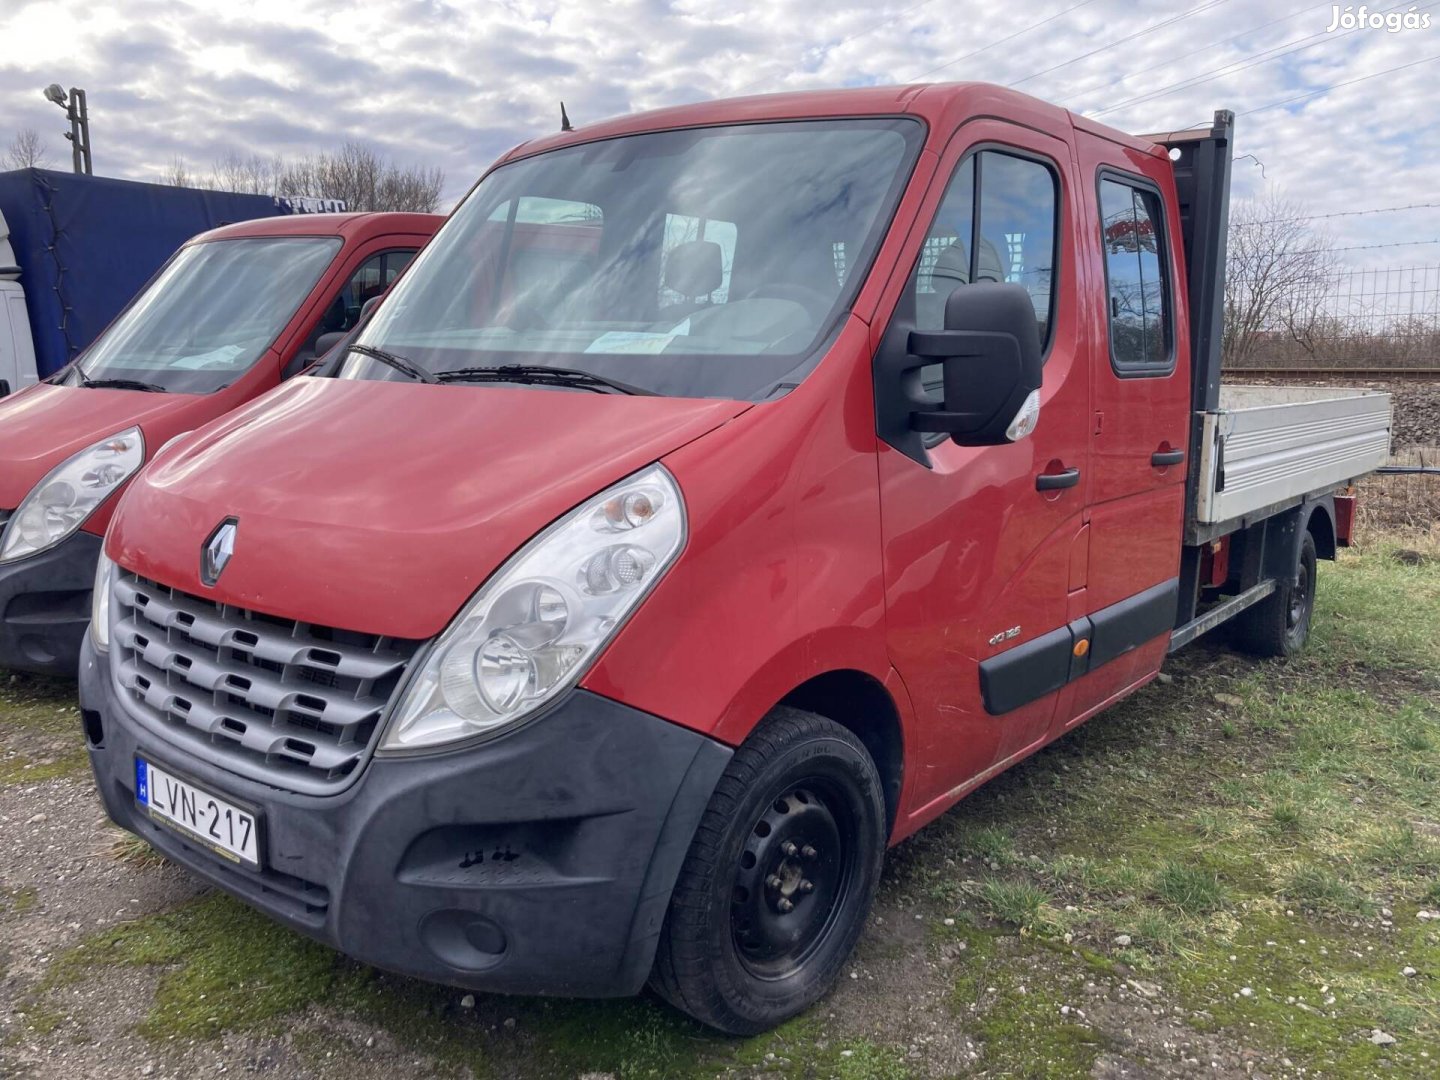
[1304,500,1337,561]
[777,669,905,835]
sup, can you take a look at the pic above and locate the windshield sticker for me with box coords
[584,331,677,355]
[170,344,246,370]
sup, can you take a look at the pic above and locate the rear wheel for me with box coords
[1233,530,1318,657]
[649,708,886,1035]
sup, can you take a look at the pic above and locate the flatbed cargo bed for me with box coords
[1192,384,1392,531]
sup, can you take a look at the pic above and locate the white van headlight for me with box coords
[91,547,115,651]
[380,465,686,751]
[0,427,144,562]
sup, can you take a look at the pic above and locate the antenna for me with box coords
[560,101,574,133]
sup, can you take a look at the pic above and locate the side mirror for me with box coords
[907,283,1043,447]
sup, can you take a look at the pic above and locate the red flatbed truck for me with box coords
[77,84,1391,1034]
[0,211,440,676]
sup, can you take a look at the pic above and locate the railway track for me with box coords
[1224,367,1440,381]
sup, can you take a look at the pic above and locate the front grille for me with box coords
[111,572,422,795]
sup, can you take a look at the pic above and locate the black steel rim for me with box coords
[729,779,859,981]
[1288,560,1311,630]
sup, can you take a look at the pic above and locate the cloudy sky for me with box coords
[2,0,1437,269]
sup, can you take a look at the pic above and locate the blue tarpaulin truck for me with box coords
[0,168,342,393]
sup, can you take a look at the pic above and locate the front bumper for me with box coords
[80,638,732,997]
[0,529,101,676]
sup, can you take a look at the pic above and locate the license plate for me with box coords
[135,757,260,869]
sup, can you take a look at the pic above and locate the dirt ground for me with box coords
[1,536,1437,1079]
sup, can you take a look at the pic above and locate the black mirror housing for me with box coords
[909,283,1043,446]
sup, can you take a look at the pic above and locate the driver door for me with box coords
[874,121,1092,822]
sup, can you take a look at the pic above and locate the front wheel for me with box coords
[649,708,887,1035]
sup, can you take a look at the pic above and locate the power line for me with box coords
[1289,238,1440,255]
[1239,52,1440,115]
[1008,0,1234,90]
[1057,0,1331,107]
[1088,0,1430,118]
[1254,202,1440,224]
[903,0,1103,83]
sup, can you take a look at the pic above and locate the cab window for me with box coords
[1099,176,1171,373]
[909,149,1059,401]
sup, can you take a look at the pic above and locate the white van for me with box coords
[0,210,38,398]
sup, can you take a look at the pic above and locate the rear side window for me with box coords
[1099,177,1171,373]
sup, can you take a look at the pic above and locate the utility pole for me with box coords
[42,84,92,175]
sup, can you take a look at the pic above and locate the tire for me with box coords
[1232,530,1318,658]
[649,707,887,1035]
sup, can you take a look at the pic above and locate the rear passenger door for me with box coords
[1061,135,1191,727]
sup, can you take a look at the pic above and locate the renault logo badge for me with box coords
[201,519,238,586]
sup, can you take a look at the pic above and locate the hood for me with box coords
[108,377,750,639]
[0,383,204,508]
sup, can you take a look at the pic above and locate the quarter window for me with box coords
[1099,178,1170,372]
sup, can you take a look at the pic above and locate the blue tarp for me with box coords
[0,169,290,376]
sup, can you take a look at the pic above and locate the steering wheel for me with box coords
[741,283,832,324]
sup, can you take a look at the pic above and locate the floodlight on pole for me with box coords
[42,82,92,175]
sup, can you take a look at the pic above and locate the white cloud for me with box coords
[1,0,1436,264]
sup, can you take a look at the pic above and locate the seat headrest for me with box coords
[932,241,969,286]
[663,240,723,299]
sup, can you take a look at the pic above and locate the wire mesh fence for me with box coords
[1223,264,1440,371]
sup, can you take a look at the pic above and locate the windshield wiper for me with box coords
[77,372,168,393]
[345,343,438,384]
[431,364,654,396]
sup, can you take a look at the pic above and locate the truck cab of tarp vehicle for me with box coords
[79,84,1390,1036]
[0,211,441,676]
[0,210,38,398]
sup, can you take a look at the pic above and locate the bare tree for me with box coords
[5,128,50,170]
[161,154,198,188]
[189,141,444,211]
[209,151,283,195]
[1223,193,1335,367]
[280,142,443,213]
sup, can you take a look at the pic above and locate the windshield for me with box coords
[345,118,923,398]
[70,236,341,394]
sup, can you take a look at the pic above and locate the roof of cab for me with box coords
[500,82,1162,165]
[187,211,443,246]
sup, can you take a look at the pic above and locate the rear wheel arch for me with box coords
[777,669,904,835]
[1305,501,1337,561]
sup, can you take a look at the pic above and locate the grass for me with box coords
[0,672,89,785]
[43,892,339,1039]
[10,538,1440,1076]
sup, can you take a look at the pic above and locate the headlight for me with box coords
[0,427,144,562]
[380,465,686,751]
[90,547,115,651]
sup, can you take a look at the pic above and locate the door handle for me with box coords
[1151,449,1185,467]
[1036,467,1081,491]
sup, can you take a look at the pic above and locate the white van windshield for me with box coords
[71,236,340,394]
[345,118,923,399]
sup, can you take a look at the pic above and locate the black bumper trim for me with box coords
[80,637,732,998]
[0,528,101,676]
